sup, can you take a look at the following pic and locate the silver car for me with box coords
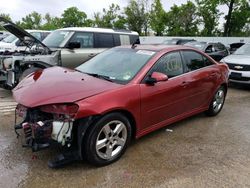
[221,43,250,84]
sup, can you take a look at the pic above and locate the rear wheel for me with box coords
[206,86,226,116]
[83,113,132,166]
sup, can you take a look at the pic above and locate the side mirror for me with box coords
[68,42,81,49]
[145,72,168,85]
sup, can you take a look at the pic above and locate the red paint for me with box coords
[12,45,229,139]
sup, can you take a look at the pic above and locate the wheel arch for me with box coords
[76,109,137,160]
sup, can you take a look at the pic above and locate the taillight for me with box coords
[40,104,79,117]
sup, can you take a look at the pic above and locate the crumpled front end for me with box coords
[15,103,76,152]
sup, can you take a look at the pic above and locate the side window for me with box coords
[95,33,114,48]
[205,45,213,53]
[130,35,140,44]
[203,56,214,66]
[69,32,93,48]
[31,32,42,41]
[152,52,184,78]
[120,35,130,45]
[182,50,205,71]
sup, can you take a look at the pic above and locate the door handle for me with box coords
[181,81,190,87]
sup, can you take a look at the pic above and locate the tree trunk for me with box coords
[223,0,235,37]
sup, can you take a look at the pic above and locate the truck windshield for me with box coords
[43,30,74,48]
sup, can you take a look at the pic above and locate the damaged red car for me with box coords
[13,45,229,167]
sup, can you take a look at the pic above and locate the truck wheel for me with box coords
[83,113,132,166]
[19,67,41,81]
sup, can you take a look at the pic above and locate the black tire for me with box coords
[83,113,132,166]
[205,86,226,116]
[19,67,41,81]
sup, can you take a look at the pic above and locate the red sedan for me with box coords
[13,45,229,167]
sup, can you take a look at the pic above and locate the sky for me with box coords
[0,0,227,25]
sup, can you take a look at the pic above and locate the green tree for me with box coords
[42,13,62,30]
[220,0,250,36]
[18,11,42,29]
[124,0,148,35]
[0,13,12,30]
[61,7,90,27]
[166,1,199,36]
[93,4,126,29]
[150,0,166,36]
[196,0,221,36]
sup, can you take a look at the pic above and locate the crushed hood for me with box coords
[0,16,50,52]
[12,67,122,108]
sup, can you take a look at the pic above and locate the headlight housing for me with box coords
[40,104,79,118]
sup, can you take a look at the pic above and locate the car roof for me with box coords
[117,44,198,52]
[57,27,139,35]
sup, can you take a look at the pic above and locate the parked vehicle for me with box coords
[162,38,196,45]
[0,17,60,89]
[0,31,10,41]
[0,30,50,52]
[0,17,139,89]
[221,43,250,84]
[184,41,229,61]
[42,27,140,68]
[13,44,229,167]
[229,42,245,54]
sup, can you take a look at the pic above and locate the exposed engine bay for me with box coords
[15,104,74,152]
[0,16,61,89]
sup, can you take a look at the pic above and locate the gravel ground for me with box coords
[0,85,250,188]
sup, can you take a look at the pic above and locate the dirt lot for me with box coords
[0,85,250,188]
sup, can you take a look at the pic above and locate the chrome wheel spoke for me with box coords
[96,138,107,150]
[116,138,125,147]
[114,123,124,135]
[106,146,113,158]
[103,125,111,137]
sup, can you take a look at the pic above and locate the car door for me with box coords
[61,32,101,68]
[181,50,219,110]
[140,51,191,130]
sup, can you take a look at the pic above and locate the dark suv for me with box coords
[184,41,229,61]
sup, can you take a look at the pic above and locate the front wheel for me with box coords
[83,113,132,166]
[205,86,226,116]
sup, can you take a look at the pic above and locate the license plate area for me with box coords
[230,72,242,79]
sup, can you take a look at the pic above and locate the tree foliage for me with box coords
[166,1,199,36]
[18,11,42,29]
[1,0,250,36]
[124,0,149,35]
[93,4,126,29]
[220,0,250,36]
[60,7,90,27]
[196,0,221,36]
[150,0,166,36]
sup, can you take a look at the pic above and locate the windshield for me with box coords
[76,48,156,84]
[184,42,206,50]
[43,30,73,47]
[234,44,250,55]
[2,34,17,43]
